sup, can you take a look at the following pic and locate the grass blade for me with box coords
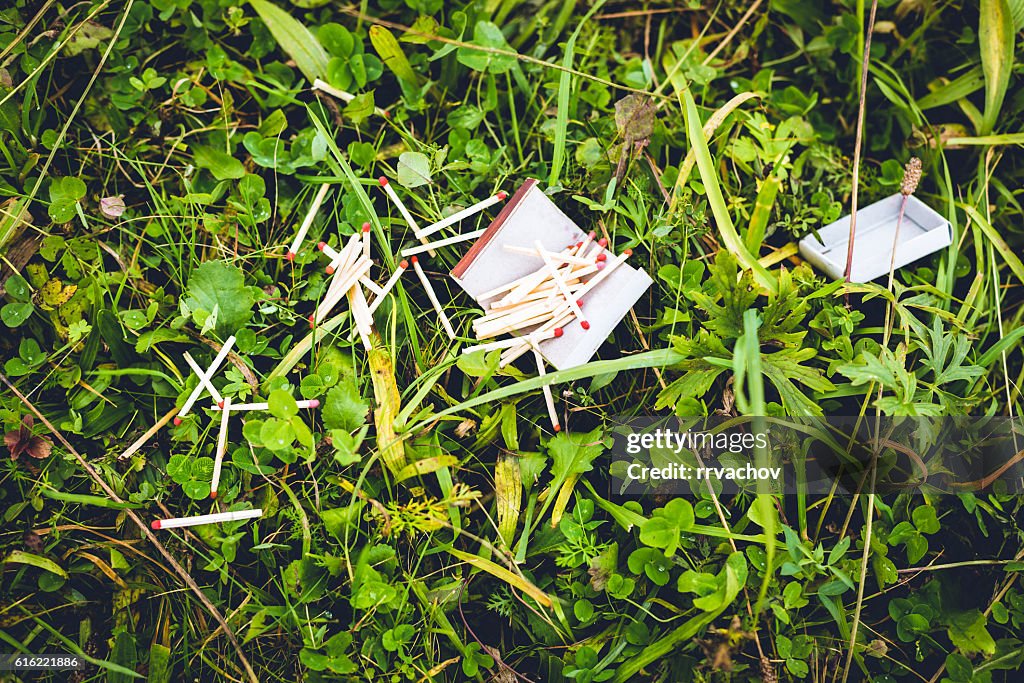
[979,0,1014,133]
[681,89,778,294]
[249,0,329,82]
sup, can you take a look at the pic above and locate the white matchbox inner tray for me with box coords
[798,194,952,282]
[451,179,652,370]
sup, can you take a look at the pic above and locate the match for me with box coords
[411,256,456,339]
[400,228,487,257]
[417,191,508,240]
[286,182,330,260]
[182,352,223,407]
[362,222,371,260]
[212,399,320,412]
[151,508,263,530]
[210,396,231,498]
[533,347,560,432]
[174,336,236,425]
[367,260,408,315]
[379,176,435,257]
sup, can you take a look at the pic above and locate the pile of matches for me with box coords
[462,232,632,432]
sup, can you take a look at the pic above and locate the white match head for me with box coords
[309,399,320,408]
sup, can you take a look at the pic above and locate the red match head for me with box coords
[209,491,218,499]
[309,399,320,408]
[576,299,583,307]
[151,520,161,530]
[576,241,583,248]
[325,267,335,275]
[362,222,371,232]
[623,249,633,256]
[317,241,326,251]
[596,262,606,270]
[598,238,608,247]
[399,259,409,269]
[554,327,564,338]
[553,425,561,432]
[588,231,596,239]
[217,400,224,408]
[378,176,388,186]
[597,253,607,262]
[410,256,419,264]
[383,110,391,119]
[173,416,182,426]
[497,191,508,200]
[581,321,591,330]
[285,251,296,261]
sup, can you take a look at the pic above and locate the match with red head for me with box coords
[497,191,507,200]
[400,259,409,269]
[362,222,371,232]
[598,238,608,247]
[378,177,388,186]
[554,328,564,338]
[151,520,161,530]
[410,256,419,264]
[285,251,295,261]
[173,417,182,426]
[581,321,591,330]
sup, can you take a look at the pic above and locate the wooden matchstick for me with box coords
[361,222,371,261]
[410,256,456,339]
[379,177,435,257]
[183,352,223,407]
[366,260,408,315]
[532,347,560,432]
[287,182,330,260]
[175,336,236,425]
[151,508,262,530]
[503,244,594,266]
[313,258,372,325]
[213,400,320,412]
[400,228,487,257]
[322,232,361,275]
[537,241,587,327]
[210,396,231,498]
[347,285,374,351]
[359,276,385,298]
[461,329,556,355]
[499,310,575,367]
[417,191,508,239]
[313,79,388,117]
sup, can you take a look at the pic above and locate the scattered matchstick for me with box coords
[400,228,487,257]
[503,244,594,266]
[359,276,385,298]
[213,399,320,412]
[210,396,231,498]
[362,222,371,260]
[532,347,560,432]
[312,79,388,117]
[379,177,435,257]
[151,508,263,530]
[347,285,374,351]
[322,232,360,274]
[537,241,587,327]
[287,182,330,260]
[175,336,236,425]
[313,257,372,326]
[410,256,456,339]
[417,191,508,239]
[183,352,223,407]
[367,260,408,315]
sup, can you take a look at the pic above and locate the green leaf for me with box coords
[396,151,432,188]
[261,418,294,451]
[369,25,419,84]
[947,610,996,656]
[322,379,368,431]
[456,21,517,74]
[344,92,375,125]
[979,0,1014,134]
[912,505,940,534]
[249,0,329,82]
[639,499,694,557]
[549,428,605,482]
[268,389,298,419]
[194,146,245,181]
[1,302,33,327]
[184,261,255,334]
[3,550,68,578]
[5,273,30,301]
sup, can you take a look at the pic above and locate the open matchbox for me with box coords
[451,179,653,370]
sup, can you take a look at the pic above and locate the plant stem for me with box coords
[842,0,880,289]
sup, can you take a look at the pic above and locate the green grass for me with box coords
[2,1,1024,681]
